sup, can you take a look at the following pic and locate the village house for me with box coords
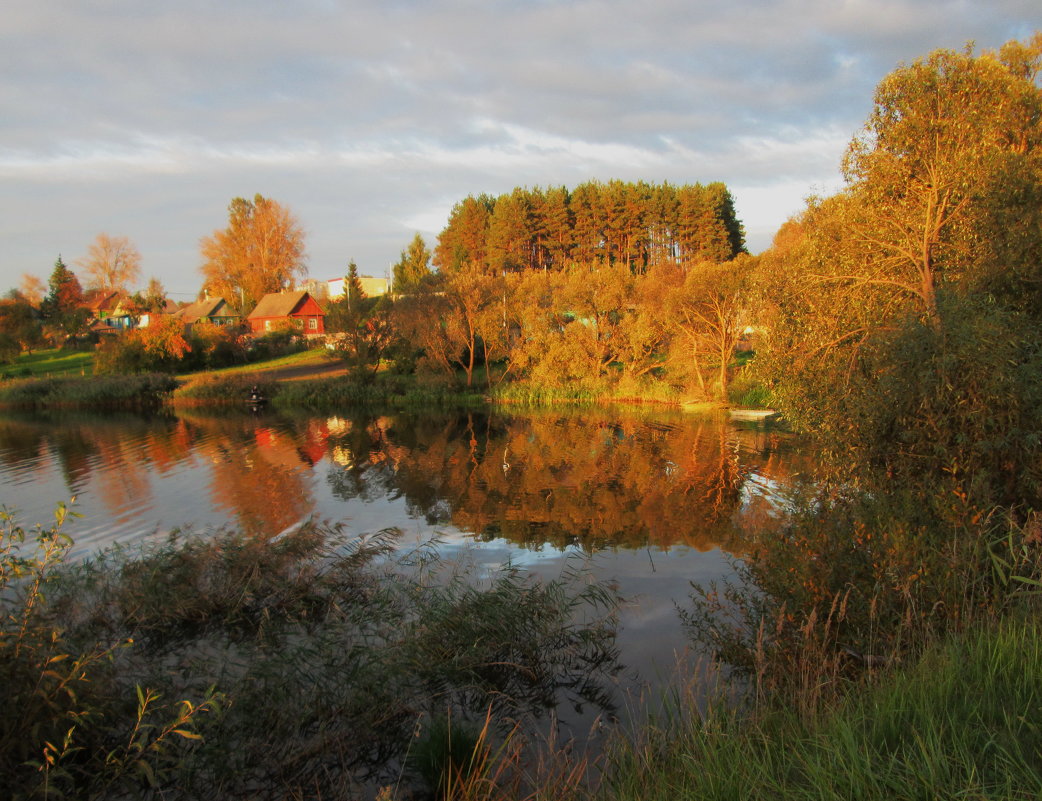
[81,290,121,322]
[174,296,241,330]
[135,299,180,329]
[246,290,325,336]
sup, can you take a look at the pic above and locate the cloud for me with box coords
[0,0,1037,294]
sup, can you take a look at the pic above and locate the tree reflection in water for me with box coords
[0,407,803,555]
[323,408,803,554]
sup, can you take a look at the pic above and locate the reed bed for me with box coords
[0,373,177,409]
[0,506,621,800]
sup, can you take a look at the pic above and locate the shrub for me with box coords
[0,505,217,799]
[33,521,621,798]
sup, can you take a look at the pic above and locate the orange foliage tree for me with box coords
[199,195,307,312]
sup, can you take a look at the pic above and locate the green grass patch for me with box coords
[5,348,94,379]
[601,618,1042,801]
[178,347,329,379]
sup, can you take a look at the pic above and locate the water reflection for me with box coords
[0,407,803,556]
[323,409,801,553]
[0,406,807,742]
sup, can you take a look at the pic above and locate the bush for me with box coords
[247,326,305,361]
[0,506,217,799]
[173,373,279,406]
[7,518,621,798]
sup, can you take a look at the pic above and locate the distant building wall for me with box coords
[327,276,388,298]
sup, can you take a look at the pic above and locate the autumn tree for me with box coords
[199,194,307,311]
[757,34,1042,515]
[18,274,45,307]
[78,233,142,293]
[40,256,88,343]
[0,299,43,360]
[141,277,168,312]
[827,37,1042,331]
[391,233,432,294]
[662,258,750,400]
[95,315,191,374]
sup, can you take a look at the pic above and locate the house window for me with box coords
[308,318,317,330]
[265,320,272,331]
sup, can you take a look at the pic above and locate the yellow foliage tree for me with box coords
[199,195,307,312]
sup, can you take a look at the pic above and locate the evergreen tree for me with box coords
[344,260,365,313]
[391,234,433,294]
[41,256,88,342]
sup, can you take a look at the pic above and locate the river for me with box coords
[0,404,804,722]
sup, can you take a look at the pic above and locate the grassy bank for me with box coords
[0,372,177,409]
[600,618,1042,801]
[173,371,490,409]
[3,347,766,413]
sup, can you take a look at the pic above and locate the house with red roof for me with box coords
[246,290,325,336]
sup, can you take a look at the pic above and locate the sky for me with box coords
[1,1,1038,301]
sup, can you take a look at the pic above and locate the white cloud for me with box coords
[0,0,1037,291]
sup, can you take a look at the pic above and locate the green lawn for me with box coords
[4,347,336,384]
[7,349,94,378]
[179,347,332,379]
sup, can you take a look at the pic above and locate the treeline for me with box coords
[334,180,753,401]
[434,180,745,274]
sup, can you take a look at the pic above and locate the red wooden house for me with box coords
[246,290,325,336]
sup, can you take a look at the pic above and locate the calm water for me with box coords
[0,405,804,710]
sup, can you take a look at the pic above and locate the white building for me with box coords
[327,275,389,299]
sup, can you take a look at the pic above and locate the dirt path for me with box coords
[260,360,350,382]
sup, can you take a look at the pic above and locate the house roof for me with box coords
[89,318,120,334]
[82,290,121,312]
[176,296,239,323]
[247,290,318,320]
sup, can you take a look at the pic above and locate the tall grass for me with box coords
[2,508,621,799]
[172,372,281,406]
[0,505,218,800]
[0,373,178,409]
[173,371,490,409]
[600,618,1042,801]
[272,374,488,409]
[492,378,683,407]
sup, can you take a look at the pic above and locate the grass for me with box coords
[1,507,622,800]
[4,348,94,379]
[0,372,178,409]
[599,618,1042,801]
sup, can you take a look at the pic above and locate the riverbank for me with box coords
[0,357,744,414]
[599,617,1042,801]
[4,503,1039,800]
[1,344,774,415]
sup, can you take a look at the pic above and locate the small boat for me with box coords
[246,386,267,407]
[728,408,779,423]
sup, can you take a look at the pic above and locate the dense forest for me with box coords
[433,180,745,274]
